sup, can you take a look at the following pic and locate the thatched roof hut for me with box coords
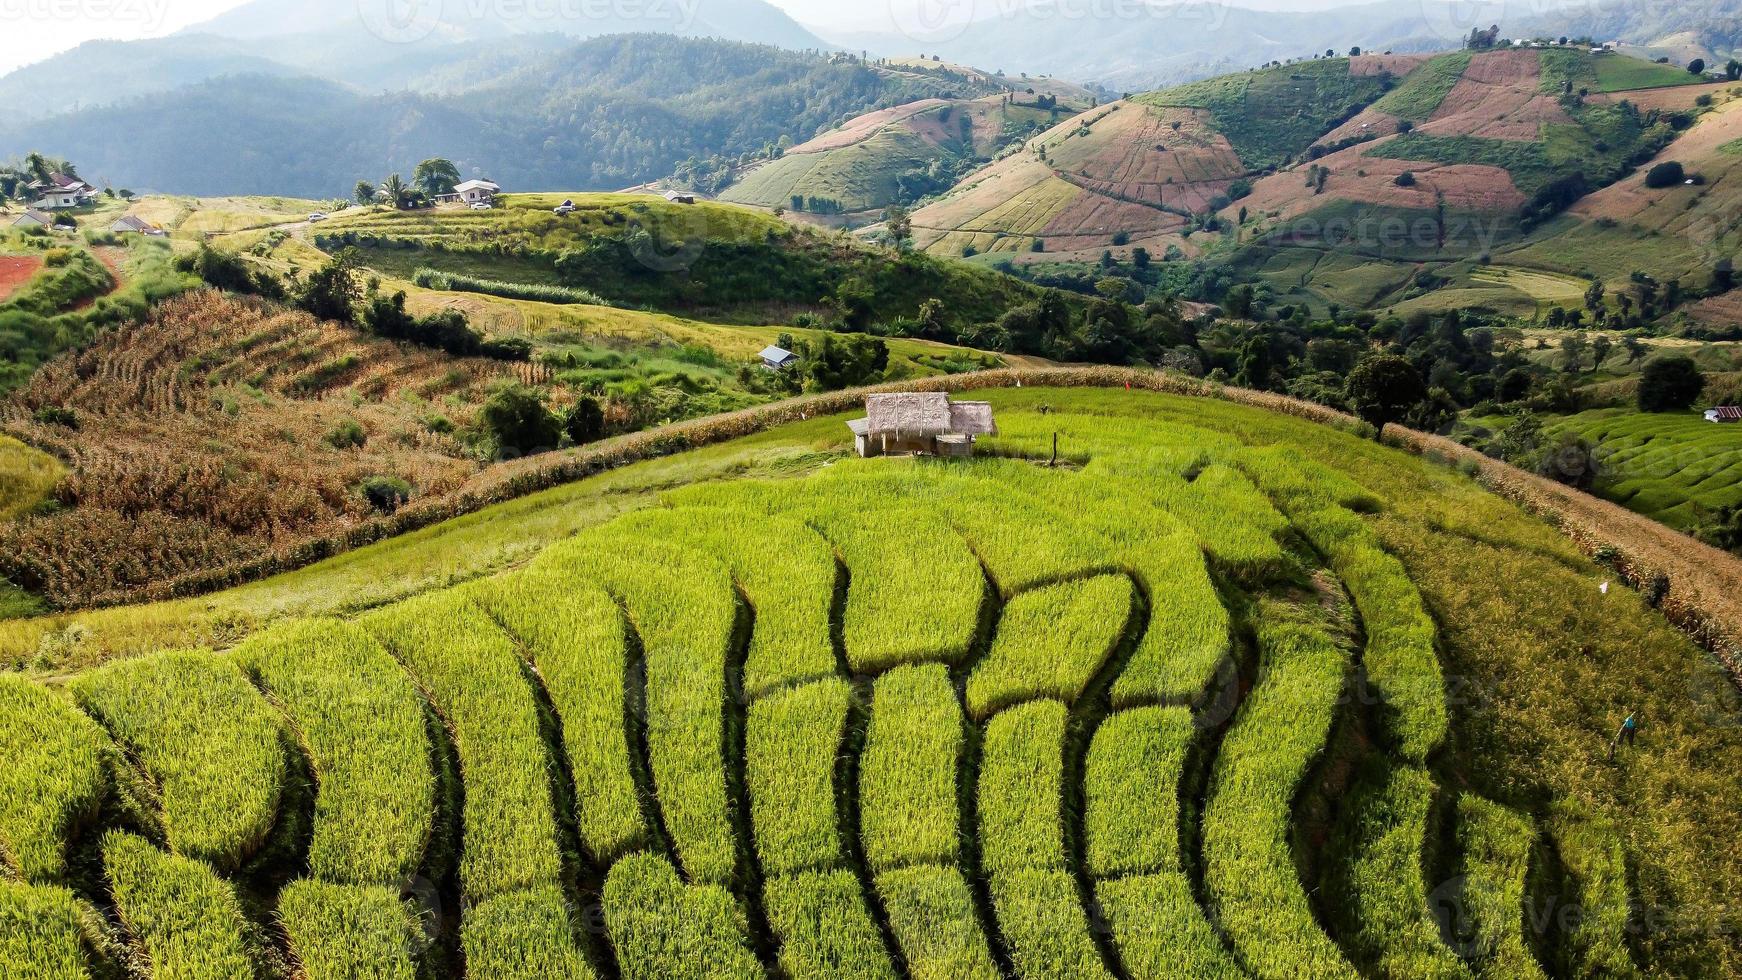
[851,393,996,457]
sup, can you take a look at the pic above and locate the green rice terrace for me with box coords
[2,386,1739,979]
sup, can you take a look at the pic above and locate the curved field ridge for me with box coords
[71,652,287,873]
[0,881,98,978]
[1329,762,1472,979]
[6,383,1729,977]
[361,591,564,902]
[1239,447,1449,762]
[103,831,256,980]
[534,532,741,886]
[1456,796,1549,980]
[614,506,838,697]
[1205,601,1360,980]
[465,570,649,865]
[237,619,435,886]
[0,675,109,884]
[967,575,1134,720]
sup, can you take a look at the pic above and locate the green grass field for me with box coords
[1550,408,1742,528]
[1,385,1738,978]
[1372,51,1473,120]
[1143,58,1394,170]
[1592,54,1709,93]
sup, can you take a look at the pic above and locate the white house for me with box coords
[109,215,165,237]
[10,208,54,230]
[759,345,799,371]
[664,190,697,205]
[450,179,500,205]
[29,173,95,209]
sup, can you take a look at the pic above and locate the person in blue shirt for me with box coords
[1609,711,1640,761]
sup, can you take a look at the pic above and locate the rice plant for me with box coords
[967,575,1133,720]
[615,506,838,697]
[0,675,109,884]
[861,664,966,872]
[1237,445,1385,513]
[1242,446,1448,763]
[874,865,1001,980]
[1326,762,1471,979]
[534,532,740,886]
[1455,796,1548,980]
[665,482,987,673]
[1290,504,1449,763]
[461,886,599,980]
[1083,705,1194,878]
[236,619,434,886]
[1202,601,1359,980]
[764,869,898,980]
[71,652,287,872]
[464,570,649,865]
[746,677,852,876]
[602,853,762,980]
[0,881,97,979]
[278,881,421,980]
[1096,873,1246,979]
[804,505,985,673]
[1549,806,1641,979]
[1016,471,1234,705]
[989,869,1115,980]
[361,591,562,901]
[978,699,1069,876]
[813,463,1114,595]
[103,831,255,980]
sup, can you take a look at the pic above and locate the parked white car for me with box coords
[554,203,576,215]
[307,212,327,222]
[470,202,494,211]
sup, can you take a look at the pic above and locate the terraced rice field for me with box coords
[1551,408,1742,529]
[1,387,1736,978]
[721,98,1052,215]
[911,102,1218,257]
[1466,264,1591,311]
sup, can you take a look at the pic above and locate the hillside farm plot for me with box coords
[1550,408,1742,529]
[1420,50,1569,142]
[2,385,1740,978]
[0,255,43,302]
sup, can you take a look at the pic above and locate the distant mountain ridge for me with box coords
[0,35,1001,197]
[0,0,830,123]
[823,0,1742,91]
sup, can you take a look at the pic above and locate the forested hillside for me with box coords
[0,36,1002,197]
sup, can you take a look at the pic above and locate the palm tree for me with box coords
[23,152,49,183]
[412,158,461,198]
[382,174,407,210]
[354,181,376,206]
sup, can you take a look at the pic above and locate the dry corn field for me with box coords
[3,388,1739,979]
[0,291,521,607]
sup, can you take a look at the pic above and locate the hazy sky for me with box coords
[0,0,1377,75]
